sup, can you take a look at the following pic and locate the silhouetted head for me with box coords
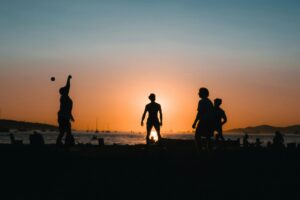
[149,93,156,102]
[214,98,222,107]
[198,88,209,98]
[59,87,67,96]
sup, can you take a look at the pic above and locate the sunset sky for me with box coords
[0,0,299,132]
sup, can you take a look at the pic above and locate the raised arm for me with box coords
[159,105,163,126]
[65,75,72,95]
[141,106,147,126]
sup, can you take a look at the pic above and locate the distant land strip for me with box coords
[0,119,57,132]
[226,125,300,134]
[0,119,300,134]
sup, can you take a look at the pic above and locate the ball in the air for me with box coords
[51,77,55,81]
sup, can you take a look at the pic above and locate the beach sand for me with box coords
[0,141,299,200]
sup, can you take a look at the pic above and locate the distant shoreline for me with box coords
[1,119,299,134]
[226,124,300,134]
[0,119,57,132]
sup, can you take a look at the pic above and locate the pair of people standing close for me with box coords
[192,88,227,150]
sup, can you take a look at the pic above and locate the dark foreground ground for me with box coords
[0,141,299,200]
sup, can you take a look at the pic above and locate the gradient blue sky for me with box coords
[0,0,299,131]
[1,0,299,58]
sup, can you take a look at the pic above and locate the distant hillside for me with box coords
[226,125,300,134]
[0,119,57,132]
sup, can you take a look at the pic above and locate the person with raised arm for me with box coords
[56,75,75,146]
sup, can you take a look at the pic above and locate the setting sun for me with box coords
[150,130,159,142]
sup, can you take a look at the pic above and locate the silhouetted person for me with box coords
[29,131,45,146]
[192,88,215,150]
[9,133,23,145]
[214,98,227,141]
[56,75,75,146]
[273,131,284,148]
[243,134,249,148]
[141,93,163,145]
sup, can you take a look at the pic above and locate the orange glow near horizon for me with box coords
[0,55,300,133]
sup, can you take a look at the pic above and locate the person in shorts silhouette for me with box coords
[192,88,215,150]
[141,93,163,145]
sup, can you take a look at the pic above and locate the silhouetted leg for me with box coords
[64,122,74,146]
[146,123,153,145]
[195,124,203,152]
[154,123,162,144]
[56,124,65,145]
[215,126,225,142]
[215,130,220,141]
[206,136,212,150]
[195,134,202,152]
[219,128,225,141]
[208,124,215,150]
[65,132,74,146]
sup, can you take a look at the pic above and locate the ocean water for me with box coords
[1,131,300,146]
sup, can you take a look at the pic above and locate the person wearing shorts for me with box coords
[192,88,215,150]
[141,93,163,145]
